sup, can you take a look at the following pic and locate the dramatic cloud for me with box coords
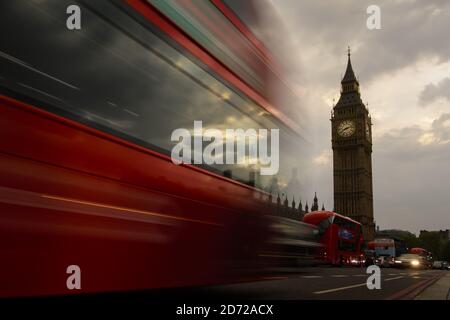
[429,112,450,144]
[419,77,450,107]
[274,0,450,86]
[374,113,450,232]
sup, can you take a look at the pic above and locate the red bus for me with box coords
[303,211,364,266]
[0,1,308,297]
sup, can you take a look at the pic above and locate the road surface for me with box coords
[183,267,447,300]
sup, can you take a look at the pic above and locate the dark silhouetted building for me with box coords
[331,47,375,241]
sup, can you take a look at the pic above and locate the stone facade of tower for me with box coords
[331,48,375,242]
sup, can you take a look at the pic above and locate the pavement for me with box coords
[179,267,450,300]
[415,271,450,300]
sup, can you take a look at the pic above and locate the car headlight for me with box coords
[394,260,402,264]
[411,260,420,266]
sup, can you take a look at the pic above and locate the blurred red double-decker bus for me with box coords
[0,0,308,297]
[303,211,364,266]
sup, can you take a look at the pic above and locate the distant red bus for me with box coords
[303,211,364,266]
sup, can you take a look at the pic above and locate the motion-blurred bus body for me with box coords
[303,211,364,266]
[262,216,324,270]
[0,0,309,297]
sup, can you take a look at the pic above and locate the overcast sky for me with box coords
[269,0,450,234]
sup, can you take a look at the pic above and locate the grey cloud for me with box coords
[276,0,450,85]
[419,77,450,107]
[376,113,450,159]
[431,112,450,142]
[373,114,450,232]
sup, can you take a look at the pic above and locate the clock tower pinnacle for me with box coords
[331,48,375,242]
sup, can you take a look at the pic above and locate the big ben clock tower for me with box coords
[331,47,375,241]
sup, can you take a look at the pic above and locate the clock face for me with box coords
[337,120,356,137]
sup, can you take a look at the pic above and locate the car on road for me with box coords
[410,248,433,268]
[394,254,427,269]
[432,261,449,270]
